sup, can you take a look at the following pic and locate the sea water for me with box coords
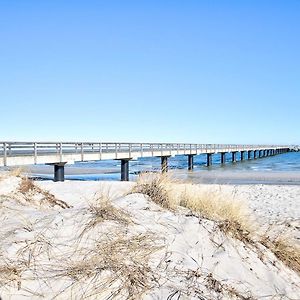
[63,151,300,181]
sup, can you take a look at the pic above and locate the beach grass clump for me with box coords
[131,173,253,242]
[81,193,132,236]
[18,177,70,209]
[180,186,253,242]
[131,173,176,209]
[53,232,160,299]
[261,235,300,274]
[0,261,23,290]
[19,176,36,194]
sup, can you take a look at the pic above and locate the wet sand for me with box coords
[174,169,300,185]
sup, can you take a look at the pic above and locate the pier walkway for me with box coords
[0,142,292,181]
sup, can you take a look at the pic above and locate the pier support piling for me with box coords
[206,153,213,167]
[241,151,245,161]
[161,156,170,173]
[220,152,226,164]
[187,154,194,170]
[47,162,67,182]
[232,152,237,163]
[247,150,251,160]
[120,159,131,181]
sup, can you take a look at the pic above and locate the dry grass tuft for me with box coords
[204,272,255,299]
[81,193,132,236]
[131,173,253,242]
[217,220,253,244]
[181,187,253,242]
[261,235,300,274]
[9,167,25,178]
[131,173,176,209]
[19,177,36,194]
[18,177,71,209]
[53,232,161,299]
[0,261,24,290]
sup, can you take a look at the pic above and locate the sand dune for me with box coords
[0,174,299,299]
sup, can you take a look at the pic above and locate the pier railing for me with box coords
[0,142,291,160]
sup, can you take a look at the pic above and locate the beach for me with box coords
[0,171,299,299]
[2,0,300,298]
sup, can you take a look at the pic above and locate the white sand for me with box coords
[0,175,299,299]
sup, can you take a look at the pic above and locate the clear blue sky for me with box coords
[1,1,299,144]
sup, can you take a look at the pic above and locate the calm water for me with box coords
[62,151,300,181]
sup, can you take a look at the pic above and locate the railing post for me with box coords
[59,142,63,162]
[3,143,7,166]
[34,142,37,164]
[128,143,131,158]
[81,143,84,161]
[99,143,102,160]
[115,143,118,159]
[8,144,12,156]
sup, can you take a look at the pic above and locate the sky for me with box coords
[0,1,299,144]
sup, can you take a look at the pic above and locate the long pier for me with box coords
[0,142,292,181]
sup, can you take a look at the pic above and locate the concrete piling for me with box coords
[232,152,237,163]
[248,150,251,159]
[187,154,194,170]
[220,152,226,164]
[46,162,67,182]
[206,153,213,167]
[121,159,131,181]
[241,151,245,161]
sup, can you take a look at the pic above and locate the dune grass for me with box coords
[260,234,300,274]
[131,173,175,209]
[0,261,23,290]
[18,177,70,209]
[51,232,161,299]
[131,173,253,242]
[80,191,132,237]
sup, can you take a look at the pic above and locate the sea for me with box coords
[59,151,300,182]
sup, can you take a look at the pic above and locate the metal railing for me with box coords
[0,142,291,162]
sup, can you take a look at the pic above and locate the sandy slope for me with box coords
[0,175,299,299]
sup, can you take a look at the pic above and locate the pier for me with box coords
[0,142,293,181]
